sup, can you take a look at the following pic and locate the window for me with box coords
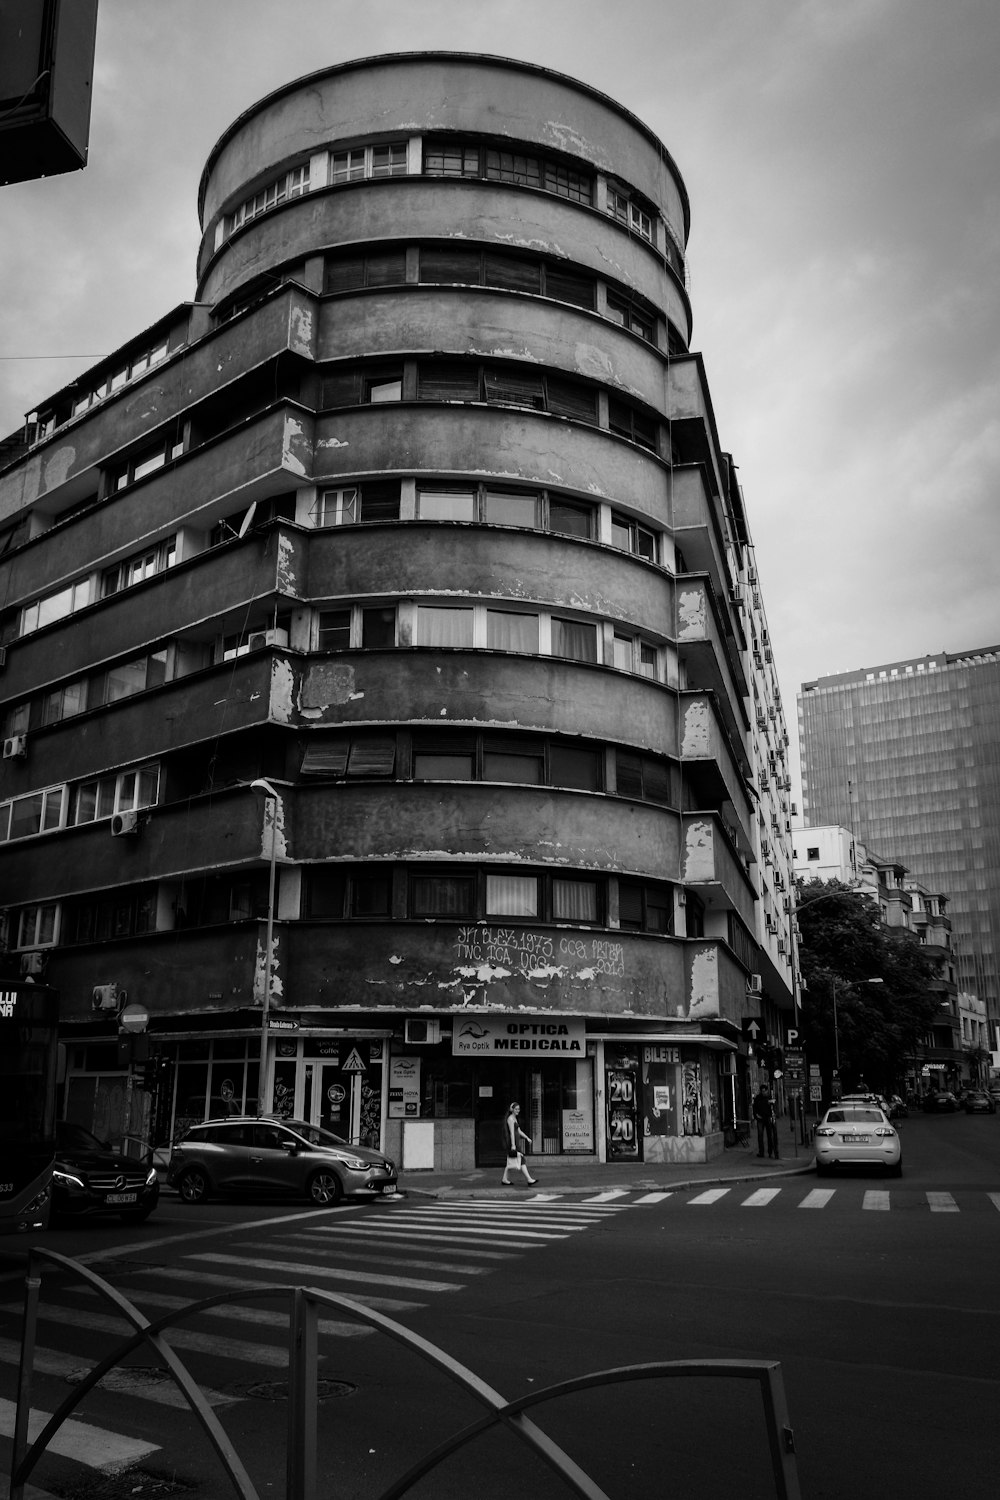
[485,610,538,654]
[487,874,539,918]
[322,367,404,408]
[606,292,656,343]
[21,577,94,636]
[330,142,407,184]
[410,874,476,918]
[484,489,538,526]
[607,186,654,242]
[96,650,168,704]
[616,752,672,804]
[411,732,601,793]
[362,607,396,648]
[482,738,544,784]
[619,882,673,933]
[412,740,475,781]
[608,397,659,452]
[416,606,474,648]
[107,426,185,492]
[41,679,87,726]
[549,743,602,791]
[423,138,592,204]
[553,877,598,923]
[318,610,352,650]
[229,164,309,231]
[549,498,594,539]
[317,606,397,650]
[417,488,476,521]
[551,617,598,663]
[325,250,408,291]
[314,481,400,525]
[611,513,657,561]
[72,765,159,826]
[300,735,396,780]
[67,338,170,415]
[16,903,59,948]
[103,536,177,596]
[0,785,66,843]
[418,246,595,308]
[613,634,660,679]
[807,847,820,861]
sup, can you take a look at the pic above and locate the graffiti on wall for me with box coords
[453,926,625,981]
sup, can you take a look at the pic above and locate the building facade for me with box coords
[0,53,794,1170]
[798,649,1000,1062]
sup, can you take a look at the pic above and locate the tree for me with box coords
[796,880,940,1096]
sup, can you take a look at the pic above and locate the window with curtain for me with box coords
[487,874,539,917]
[551,617,597,662]
[416,606,474,647]
[410,875,476,918]
[553,878,598,922]
[484,490,538,526]
[486,610,538,653]
[417,489,476,521]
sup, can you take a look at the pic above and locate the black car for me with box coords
[922,1091,958,1113]
[51,1121,160,1225]
[962,1090,996,1115]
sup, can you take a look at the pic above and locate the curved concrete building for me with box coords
[0,54,795,1170]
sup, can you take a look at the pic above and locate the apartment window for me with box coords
[3,702,30,738]
[482,738,544,784]
[314,481,400,525]
[362,607,396,648]
[618,882,672,933]
[16,903,59,948]
[487,873,539,918]
[613,634,660,679]
[410,873,476,918]
[98,649,168,702]
[317,610,351,650]
[607,186,654,242]
[305,868,392,920]
[63,886,157,946]
[423,138,592,204]
[325,249,408,291]
[484,489,539,526]
[41,679,87,726]
[417,488,476,522]
[72,765,159,826]
[103,536,177,596]
[321,366,404,408]
[616,752,672,804]
[553,877,599,923]
[20,577,94,636]
[807,847,820,861]
[300,735,397,779]
[419,246,595,308]
[0,785,66,843]
[608,397,659,452]
[107,426,185,492]
[411,732,601,794]
[611,513,657,561]
[549,498,595,539]
[412,737,475,781]
[485,610,538,654]
[229,165,309,232]
[549,743,602,791]
[317,606,397,650]
[606,292,656,343]
[330,142,407,184]
[551,617,598,663]
[416,606,474,648]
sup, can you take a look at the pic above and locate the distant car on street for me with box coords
[814,1103,902,1177]
[887,1095,908,1119]
[167,1116,397,1205]
[922,1091,958,1113]
[962,1090,996,1115]
[52,1121,160,1225]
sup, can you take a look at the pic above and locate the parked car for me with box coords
[962,1090,996,1114]
[167,1116,398,1205]
[814,1103,902,1177]
[922,1091,959,1112]
[988,1087,1000,1108]
[51,1121,160,1225]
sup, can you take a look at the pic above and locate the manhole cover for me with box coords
[232,1376,357,1402]
[52,1465,195,1497]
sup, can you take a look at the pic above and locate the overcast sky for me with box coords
[3,0,998,793]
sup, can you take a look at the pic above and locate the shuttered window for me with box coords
[419,248,482,283]
[484,368,545,409]
[417,363,481,402]
[482,253,541,294]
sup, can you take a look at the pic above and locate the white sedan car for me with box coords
[814,1103,902,1177]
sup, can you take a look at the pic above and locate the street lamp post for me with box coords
[250,778,280,1117]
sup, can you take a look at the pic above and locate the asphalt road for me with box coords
[2,1111,998,1499]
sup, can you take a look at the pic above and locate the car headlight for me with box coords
[338,1156,370,1171]
[52,1169,86,1190]
[145,1167,159,1186]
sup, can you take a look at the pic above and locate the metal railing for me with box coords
[10,1247,801,1499]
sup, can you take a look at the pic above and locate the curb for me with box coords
[403,1161,816,1199]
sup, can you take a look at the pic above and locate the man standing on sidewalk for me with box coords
[752,1083,779,1159]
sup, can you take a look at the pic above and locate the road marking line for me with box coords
[0,1337,237,1408]
[798,1189,836,1208]
[927,1192,959,1213]
[990,1193,1000,1213]
[0,1396,158,1472]
[581,1190,630,1202]
[269,1234,496,1273]
[1,1301,294,1366]
[309,1221,571,1241]
[633,1192,672,1204]
[149,1267,409,1316]
[687,1189,730,1205]
[741,1188,781,1207]
[190,1251,461,1293]
[863,1191,890,1211]
[286,1229,514,1261]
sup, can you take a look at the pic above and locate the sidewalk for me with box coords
[398,1135,817,1199]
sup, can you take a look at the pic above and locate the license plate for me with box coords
[381,1185,396,1195]
[104,1192,138,1205]
[843,1135,869,1144]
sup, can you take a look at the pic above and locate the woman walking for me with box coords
[501,1102,538,1186]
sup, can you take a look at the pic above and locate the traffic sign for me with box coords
[742,1018,765,1044]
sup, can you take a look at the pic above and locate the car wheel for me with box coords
[177,1167,211,1204]
[308,1169,343,1206]
[120,1207,154,1224]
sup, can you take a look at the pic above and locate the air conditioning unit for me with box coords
[2,734,27,759]
[111,810,142,837]
[756,713,767,730]
[747,974,763,995]
[92,983,124,1012]
[20,950,46,976]
[248,628,289,652]
[405,1018,441,1045]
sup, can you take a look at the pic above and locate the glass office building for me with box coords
[798,648,1000,1031]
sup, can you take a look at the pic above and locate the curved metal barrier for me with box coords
[10,1247,801,1499]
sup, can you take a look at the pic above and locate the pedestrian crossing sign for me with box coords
[342,1047,367,1072]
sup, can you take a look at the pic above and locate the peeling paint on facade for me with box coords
[274,531,298,595]
[683,819,715,881]
[270,656,296,723]
[289,302,314,356]
[677,587,708,640]
[281,415,309,475]
[300,661,360,709]
[43,446,76,492]
[681,698,712,757]
[688,945,719,1019]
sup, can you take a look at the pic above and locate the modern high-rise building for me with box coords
[0,53,794,1172]
[799,648,1000,1043]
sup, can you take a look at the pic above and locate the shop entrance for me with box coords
[302,1044,381,1147]
[474,1057,595,1166]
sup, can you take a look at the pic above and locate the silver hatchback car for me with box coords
[167,1117,398,1205]
[814,1103,902,1177]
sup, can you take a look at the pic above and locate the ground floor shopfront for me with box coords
[62,1009,751,1172]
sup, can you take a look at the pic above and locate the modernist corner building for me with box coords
[0,53,795,1170]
